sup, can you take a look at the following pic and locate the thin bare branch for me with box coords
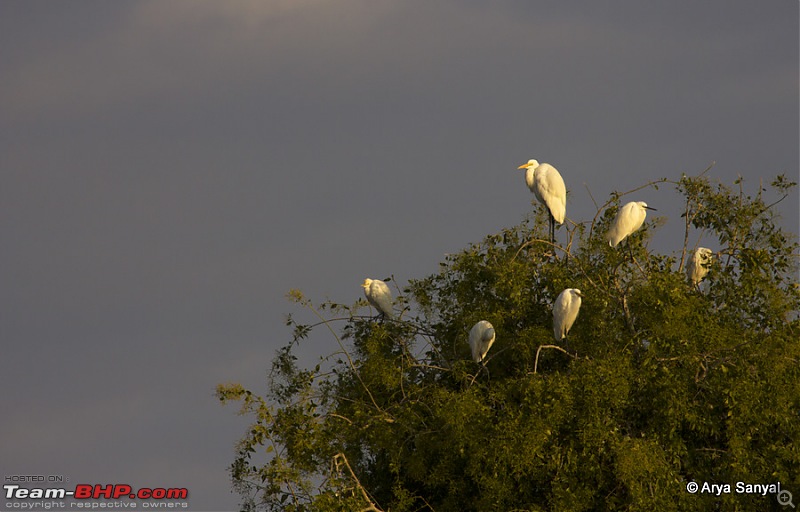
[759,193,789,214]
[333,453,385,512]
[679,191,692,273]
[304,303,385,415]
[584,182,599,211]
[533,344,578,374]
[511,237,567,263]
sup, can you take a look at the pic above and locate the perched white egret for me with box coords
[687,247,713,287]
[468,320,496,363]
[361,278,393,318]
[607,201,656,248]
[517,159,566,242]
[553,288,583,341]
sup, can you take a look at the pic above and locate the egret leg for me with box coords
[625,239,647,275]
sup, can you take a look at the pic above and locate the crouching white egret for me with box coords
[361,278,393,318]
[517,159,566,243]
[553,288,583,341]
[468,320,496,363]
[687,247,713,287]
[607,201,656,248]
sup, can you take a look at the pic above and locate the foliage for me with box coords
[217,169,799,511]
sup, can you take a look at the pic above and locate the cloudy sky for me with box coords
[1,1,797,510]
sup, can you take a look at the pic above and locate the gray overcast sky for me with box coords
[1,1,797,510]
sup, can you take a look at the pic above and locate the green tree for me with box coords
[217,169,799,512]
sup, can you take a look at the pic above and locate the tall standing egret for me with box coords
[517,159,566,243]
[607,201,656,248]
[468,320,496,363]
[361,278,393,319]
[553,288,583,341]
[687,247,713,287]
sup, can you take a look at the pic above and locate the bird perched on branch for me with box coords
[361,278,393,318]
[553,288,583,342]
[468,320,496,363]
[687,247,713,287]
[517,159,566,243]
[607,201,656,248]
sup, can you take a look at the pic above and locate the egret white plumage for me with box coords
[361,278,393,318]
[687,247,713,287]
[468,320,496,363]
[517,159,566,243]
[606,201,656,248]
[553,288,583,341]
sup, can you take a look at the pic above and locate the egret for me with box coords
[361,278,393,318]
[468,320,496,363]
[517,159,566,243]
[553,288,583,341]
[607,201,656,248]
[687,247,713,287]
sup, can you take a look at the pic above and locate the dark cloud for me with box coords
[1,1,796,509]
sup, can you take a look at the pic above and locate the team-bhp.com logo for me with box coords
[5,484,188,500]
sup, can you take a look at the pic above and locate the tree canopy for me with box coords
[217,169,799,511]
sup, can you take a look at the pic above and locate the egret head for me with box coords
[638,201,657,211]
[361,278,373,289]
[695,248,714,266]
[517,159,539,170]
[572,289,583,298]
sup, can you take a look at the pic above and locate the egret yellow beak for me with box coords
[517,163,528,169]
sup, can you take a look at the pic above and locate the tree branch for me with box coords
[533,344,577,374]
[333,453,385,512]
